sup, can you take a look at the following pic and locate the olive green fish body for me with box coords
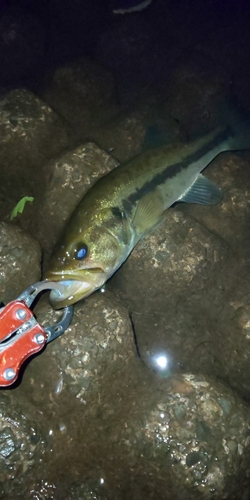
[46,121,249,308]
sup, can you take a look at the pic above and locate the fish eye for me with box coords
[73,242,88,260]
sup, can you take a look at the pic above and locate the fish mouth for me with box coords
[45,269,106,309]
[49,279,93,308]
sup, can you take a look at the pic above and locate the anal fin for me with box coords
[178,174,222,205]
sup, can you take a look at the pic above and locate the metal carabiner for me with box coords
[16,281,74,342]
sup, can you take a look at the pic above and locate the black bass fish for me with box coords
[45,119,250,308]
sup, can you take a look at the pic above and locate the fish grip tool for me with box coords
[0,281,73,387]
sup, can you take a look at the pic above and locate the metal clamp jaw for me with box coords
[0,282,73,387]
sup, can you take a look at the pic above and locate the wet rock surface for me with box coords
[91,112,147,163]
[0,0,250,498]
[10,353,250,499]
[0,89,69,221]
[0,222,41,303]
[27,292,135,404]
[136,373,250,500]
[0,391,47,499]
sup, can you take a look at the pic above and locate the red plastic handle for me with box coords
[0,301,47,387]
[0,300,33,342]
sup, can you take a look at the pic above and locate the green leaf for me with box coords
[10,197,34,220]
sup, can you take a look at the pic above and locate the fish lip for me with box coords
[45,268,105,283]
[45,268,106,308]
[48,279,93,309]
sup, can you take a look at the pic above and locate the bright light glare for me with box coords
[155,354,168,369]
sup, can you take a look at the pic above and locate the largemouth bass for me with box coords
[45,119,250,308]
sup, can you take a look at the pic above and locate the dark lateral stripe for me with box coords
[122,126,231,214]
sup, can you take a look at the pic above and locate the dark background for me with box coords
[0,0,250,103]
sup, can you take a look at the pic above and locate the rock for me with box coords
[11,288,250,498]
[111,208,230,308]
[23,291,135,404]
[20,359,250,499]
[0,89,69,222]
[16,480,57,500]
[0,391,47,499]
[116,372,250,499]
[184,152,250,399]
[187,152,250,259]
[91,112,146,162]
[42,58,116,142]
[66,480,108,500]
[0,222,41,304]
[110,205,231,374]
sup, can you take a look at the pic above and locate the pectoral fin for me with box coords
[132,188,165,235]
[178,174,222,205]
